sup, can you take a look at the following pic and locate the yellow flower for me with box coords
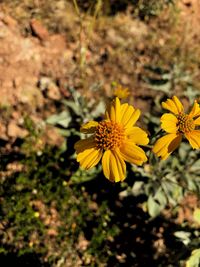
[74,97,149,182]
[113,84,130,99]
[153,96,200,160]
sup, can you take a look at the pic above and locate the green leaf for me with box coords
[91,101,105,118]
[46,111,71,128]
[154,188,167,206]
[190,159,200,173]
[184,86,200,103]
[131,181,145,196]
[0,247,7,254]
[193,208,200,224]
[161,179,183,205]
[186,249,200,267]
[185,174,198,191]
[62,100,82,116]
[174,231,191,245]
[71,166,101,184]
[147,195,162,217]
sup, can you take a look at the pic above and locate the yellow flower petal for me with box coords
[153,133,182,160]
[121,103,134,124]
[189,100,200,118]
[126,126,149,145]
[185,130,200,149]
[77,148,102,170]
[105,97,121,123]
[194,116,200,125]
[172,96,184,113]
[126,109,141,129]
[120,103,130,118]
[119,141,147,165]
[121,104,140,129]
[102,150,126,182]
[162,96,184,115]
[80,121,99,134]
[74,137,96,153]
[160,113,178,133]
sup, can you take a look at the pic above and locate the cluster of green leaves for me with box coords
[136,0,174,18]
[0,117,118,266]
[46,87,105,132]
[142,64,200,102]
[127,141,200,217]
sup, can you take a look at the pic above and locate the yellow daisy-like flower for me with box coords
[74,97,149,182]
[153,96,200,160]
[113,84,130,99]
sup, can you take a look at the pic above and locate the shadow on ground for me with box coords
[0,252,49,267]
[82,174,190,267]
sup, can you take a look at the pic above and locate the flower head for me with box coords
[153,96,200,160]
[113,84,130,99]
[75,97,149,182]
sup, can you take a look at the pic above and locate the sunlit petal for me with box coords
[121,106,140,129]
[77,148,102,170]
[189,100,200,118]
[102,150,126,182]
[105,97,121,123]
[153,133,182,160]
[160,113,178,133]
[120,104,134,125]
[120,103,129,121]
[194,116,200,125]
[185,130,200,149]
[119,141,147,165]
[126,126,149,145]
[162,96,184,115]
[172,96,184,113]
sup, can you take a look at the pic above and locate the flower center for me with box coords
[95,121,125,150]
[177,113,195,133]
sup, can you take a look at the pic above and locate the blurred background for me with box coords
[0,1,200,266]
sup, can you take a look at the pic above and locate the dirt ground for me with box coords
[1,0,200,143]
